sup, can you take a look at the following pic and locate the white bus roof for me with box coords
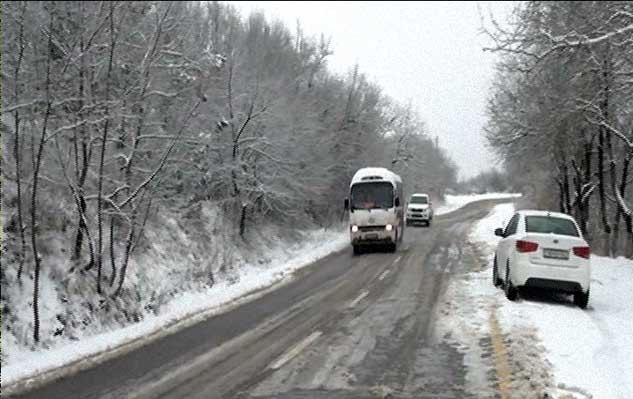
[350,167,402,187]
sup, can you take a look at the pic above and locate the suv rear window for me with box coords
[525,216,579,237]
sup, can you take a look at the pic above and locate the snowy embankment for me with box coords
[438,202,633,398]
[3,210,348,389]
[435,192,522,216]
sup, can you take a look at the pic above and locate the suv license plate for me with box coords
[543,248,569,260]
[365,233,378,240]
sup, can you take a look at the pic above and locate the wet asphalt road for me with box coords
[11,199,510,399]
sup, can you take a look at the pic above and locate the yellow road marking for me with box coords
[489,309,511,399]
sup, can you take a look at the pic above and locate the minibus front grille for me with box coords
[359,225,386,232]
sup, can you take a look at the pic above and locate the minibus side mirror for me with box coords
[344,198,349,210]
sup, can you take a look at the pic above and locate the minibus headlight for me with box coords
[351,225,359,233]
[386,224,393,231]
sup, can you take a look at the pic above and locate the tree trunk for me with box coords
[562,164,571,214]
[96,3,117,294]
[597,131,611,236]
[14,2,27,281]
[618,152,632,236]
[73,6,92,266]
[558,180,566,214]
[571,165,586,235]
[582,139,593,234]
[114,222,135,298]
[239,203,247,237]
[115,184,154,298]
[109,216,117,287]
[597,49,612,238]
[31,12,55,343]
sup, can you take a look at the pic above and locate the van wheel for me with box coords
[353,245,362,256]
[504,263,518,301]
[493,256,502,287]
[574,290,590,309]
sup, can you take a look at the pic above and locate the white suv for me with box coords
[493,210,591,308]
[406,193,434,227]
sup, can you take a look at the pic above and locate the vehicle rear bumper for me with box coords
[514,260,590,292]
[406,215,430,223]
[524,278,583,293]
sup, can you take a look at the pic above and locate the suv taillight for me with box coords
[573,246,590,259]
[516,240,539,253]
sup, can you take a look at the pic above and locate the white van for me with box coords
[344,167,405,255]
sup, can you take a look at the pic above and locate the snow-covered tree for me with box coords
[484,1,633,256]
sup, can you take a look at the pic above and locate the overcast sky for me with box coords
[226,1,518,180]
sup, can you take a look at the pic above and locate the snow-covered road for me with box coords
[9,194,628,399]
[2,192,520,392]
[5,197,510,399]
[435,193,522,216]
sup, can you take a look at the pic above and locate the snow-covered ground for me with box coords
[435,192,522,216]
[438,202,633,398]
[3,227,348,389]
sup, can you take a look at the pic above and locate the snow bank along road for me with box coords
[8,199,515,399]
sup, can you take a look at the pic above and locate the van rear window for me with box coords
[525,216,579,237]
